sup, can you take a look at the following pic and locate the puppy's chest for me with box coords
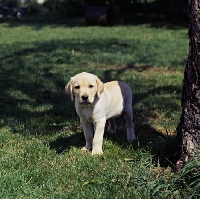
[79,107,94,123]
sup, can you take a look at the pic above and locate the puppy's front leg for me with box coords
[92,118,106,155]
[80,118,93,150]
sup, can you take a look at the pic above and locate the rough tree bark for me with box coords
[175,0,200,171]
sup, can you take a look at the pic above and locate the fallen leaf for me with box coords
[81,179,102,189]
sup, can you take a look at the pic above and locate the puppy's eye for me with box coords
[89,85,94,88]
[75,86,80,89]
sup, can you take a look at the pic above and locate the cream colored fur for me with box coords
[65,72,135,155]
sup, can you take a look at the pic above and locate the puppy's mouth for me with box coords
[80,101,92,105]
[80,98,92,104]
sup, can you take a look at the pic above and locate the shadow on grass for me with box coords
[0,0,188,30]
[49,133,85,154]
[49,120,179,168]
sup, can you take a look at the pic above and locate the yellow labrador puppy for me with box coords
[65,72,135,155]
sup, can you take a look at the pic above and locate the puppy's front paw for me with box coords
[92,148,103,155]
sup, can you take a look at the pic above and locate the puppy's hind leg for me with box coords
[107,118,116,134]
[123,106,135,142]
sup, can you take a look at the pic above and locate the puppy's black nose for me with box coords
[81,95,88,101]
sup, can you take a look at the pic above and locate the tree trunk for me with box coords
[175,0,200,171]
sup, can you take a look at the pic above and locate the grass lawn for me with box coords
[0,17,199,198]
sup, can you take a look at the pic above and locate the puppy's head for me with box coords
[65,72,104,104]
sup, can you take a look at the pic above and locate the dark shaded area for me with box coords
[85,6,115,26]
[0,0,188,29]
[85,0,187,25]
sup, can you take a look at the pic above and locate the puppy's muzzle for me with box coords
[81,95,90,104]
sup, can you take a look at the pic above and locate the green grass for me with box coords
[0,17,199,198]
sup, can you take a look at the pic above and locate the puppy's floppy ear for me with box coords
[65,78,74,101]
[95,76,104,98]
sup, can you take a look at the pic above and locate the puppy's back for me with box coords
[104,81,132,101]
[103,81,132,118]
